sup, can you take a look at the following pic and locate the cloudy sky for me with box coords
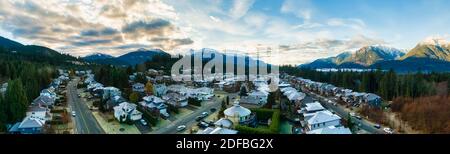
[0,0,449,65]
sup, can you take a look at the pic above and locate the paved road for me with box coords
[150,94,224,134]
[303,89,384,134]
[67,78,104,134]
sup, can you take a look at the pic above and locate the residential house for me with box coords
[162,92,188,107]
[363,93,382,107]
[132,83,145,93]
[26,106,51,121]
[306,110,341,131]
[153,84,167,97]
[306,126,352,134]
[301,102,326,119]
[14,115,46,134]
[141,95,169,118]
[105,95,126,111]
[281,87,306,105]
[113,102,143,122]
[196,127,238,134]
[214,118,234,128]
[303,102,325,113]
[147,69,160,76]
[224,101,255,126]
[32,95,55,107]
[102,87,121,100]
[191,87,214,101]
[240,90,268,106]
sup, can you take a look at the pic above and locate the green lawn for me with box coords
[279,120,293,134]
[92,112,140,134]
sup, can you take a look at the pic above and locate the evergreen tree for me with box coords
[0,96,6,131]
[5,79,28,123]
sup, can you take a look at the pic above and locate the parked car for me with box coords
[71,111,76,117]
[201,112,209,116]
[176,125,186,132]
[195,116,204,122]
[350,112,356,117]
[374,124,381,129]
[383,127,394,134]
[355,116,362,120]
[197,122,209,129]
[210,108,217,113]
[140,119,148,126]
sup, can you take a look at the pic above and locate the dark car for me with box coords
[210,108,217,113]
[374,124,381,129]
[195,116,204,122]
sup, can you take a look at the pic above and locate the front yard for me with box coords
[92,112,140,134]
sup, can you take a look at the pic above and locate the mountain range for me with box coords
[300,38,450,72]
[0,36,78,64]
[83,48,171,66]
[1,35,450,72]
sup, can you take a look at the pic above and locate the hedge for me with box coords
[235,109,281,134]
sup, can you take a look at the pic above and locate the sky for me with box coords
[0,0,449,65]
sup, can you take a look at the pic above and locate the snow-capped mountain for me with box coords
[302,45,405,68]
[400,37,450,61]
[83,52,115,61]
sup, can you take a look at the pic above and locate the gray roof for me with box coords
[224,102,251,117]
[307,110,341,125]
[18,116,45,129]
[307,126,352,134]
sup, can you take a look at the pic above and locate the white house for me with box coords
[306,110,342,131]
[113,102,142,122]
[141,95,169,118]
[191,87,214,101]
[304,102,325,113]
[224,101,252,124]
[132,83,145,93]
[306,126,352,134]
[247,90,268,104]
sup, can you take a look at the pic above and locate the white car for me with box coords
[177,125,186,132]
[383,128,394,134]
[71,111,76,117]
[140,119,148,126]
[350,112,356,117]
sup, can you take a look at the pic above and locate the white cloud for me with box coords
[327,18,366,30]
[229,0,256,19]
[209,16,221,22]
[281,0,313,21]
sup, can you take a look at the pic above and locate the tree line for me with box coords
[0,53,57,131]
